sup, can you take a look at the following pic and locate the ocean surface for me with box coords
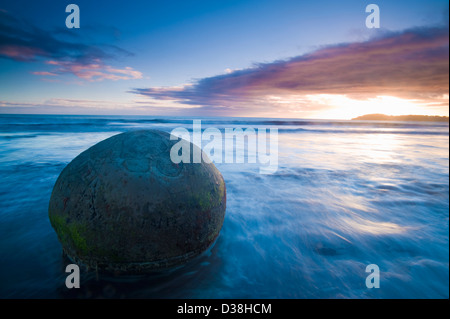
[0,114,448,298]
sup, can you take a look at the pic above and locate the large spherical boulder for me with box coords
[48,130,226,273]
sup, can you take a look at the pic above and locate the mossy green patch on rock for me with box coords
[49,214,88,255]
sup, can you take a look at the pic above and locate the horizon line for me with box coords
[0,112,448,122]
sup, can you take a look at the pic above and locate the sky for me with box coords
[0,0,448,119]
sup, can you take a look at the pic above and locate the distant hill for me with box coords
[352,114,449,122]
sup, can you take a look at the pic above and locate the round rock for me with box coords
[48,130,226,273]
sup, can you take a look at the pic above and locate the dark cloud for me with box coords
[2,13,86,61]
[132,25,449,114]
[0,10,139,80]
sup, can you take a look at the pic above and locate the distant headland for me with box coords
[352,114,449,122]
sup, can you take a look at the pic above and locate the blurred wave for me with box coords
[0,115,448,298]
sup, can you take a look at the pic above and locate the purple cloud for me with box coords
[132,25,449,115]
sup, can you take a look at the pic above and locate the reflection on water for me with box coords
[0,115,448,298]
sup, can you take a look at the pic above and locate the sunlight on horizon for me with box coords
[306,95,448,120]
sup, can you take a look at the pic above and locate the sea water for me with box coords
[0,114,448,298]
